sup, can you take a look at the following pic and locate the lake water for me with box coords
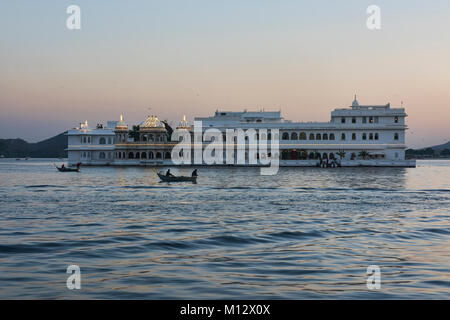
[0,159,449,299]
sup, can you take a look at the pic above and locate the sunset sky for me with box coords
[1,0,449,148]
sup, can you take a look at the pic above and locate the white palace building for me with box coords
[66,97,416,167]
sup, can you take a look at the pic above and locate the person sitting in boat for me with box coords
[166,169,174,177]
[61,164,65,170]
[191,169,197,177]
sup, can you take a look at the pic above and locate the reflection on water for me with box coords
[0,159,449,299]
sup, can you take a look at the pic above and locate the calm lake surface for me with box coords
[0,159,449,299]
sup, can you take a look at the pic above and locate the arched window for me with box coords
[323,133,328,140]
[99,137,106,144]
[149,152,154,159]
[149,134,154,142]
[128,152,134,159]
[142,135,147,142]
[273,133,279,140]
[369,133,374,140]
[282,132,289,140]
[394,133,399,140]
[362,133,367,140]
[135,152,140,159]
[83,137,87,143]
[141,152,147,159]
[291,132,298,140]
[156,152,162,159]
[329,153,335,159]
[341,133,346,140]
[300,132,307,140]
[352,133,356,140]
[322,153,328,159]
[375,133,379,140]
[99,152,106,159]
[316,133,321,140]
[309,133,315,140]
[165,152,171,159]
[122,152,125,159]
[330,133,335,140]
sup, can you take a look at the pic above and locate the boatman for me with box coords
[192,169,197,177]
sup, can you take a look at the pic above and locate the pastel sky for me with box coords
[1,0,449,148]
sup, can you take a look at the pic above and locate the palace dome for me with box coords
[177,115,190,129]
[140,115,165,129]
[115,114,128,130]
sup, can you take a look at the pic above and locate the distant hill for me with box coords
[428,141,450,152]
[0,132,67,158]
[406,141,450,158]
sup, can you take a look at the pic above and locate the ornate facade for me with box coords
[67,98,416,167]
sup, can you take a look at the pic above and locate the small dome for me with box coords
[141,115,165,129]
[352,94,359,107]
[80,120,89,129]
[115,114,128,130]
[177,115,190,129]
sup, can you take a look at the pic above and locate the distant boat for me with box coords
[157,172,197,183]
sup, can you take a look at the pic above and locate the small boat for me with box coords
[55,162,81,172]
[157,172,197,183]
[57,167,80,172]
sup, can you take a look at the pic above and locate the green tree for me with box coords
[337,150,346,159]
[161,120,173,142]
[358,151,370,159]
[128,125,140,142]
